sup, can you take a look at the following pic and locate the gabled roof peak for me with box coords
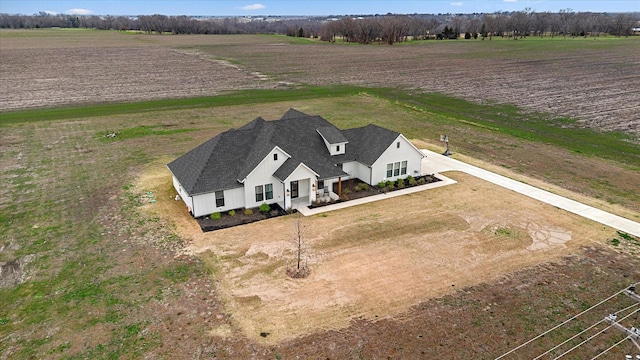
[280,108,310,120]
[239,116,267,131]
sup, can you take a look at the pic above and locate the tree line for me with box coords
[319,10,639,44]
[1,10,637,43]
[0,12,318,35]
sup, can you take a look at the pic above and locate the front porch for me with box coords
[291,196,310,210]
[297,173,455,216]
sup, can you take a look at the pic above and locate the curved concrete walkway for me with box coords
[296,174,457,217]
[420,149,640,237]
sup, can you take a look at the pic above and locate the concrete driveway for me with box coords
[421,149,640,237]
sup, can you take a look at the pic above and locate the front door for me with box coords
[290,181,299,198]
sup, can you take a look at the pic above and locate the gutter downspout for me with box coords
[369,165,373,185]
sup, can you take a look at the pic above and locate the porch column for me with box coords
[338,177,342,196]
[311,179,317,203]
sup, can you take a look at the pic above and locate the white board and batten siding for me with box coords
[370,135,425,185]
[191,187,244,218]
[172,175,193,212]
[283,163,318,208]
[172,174,245,218]
[322,140,347,156]
[342,161,371,184]
[242,146,289,209]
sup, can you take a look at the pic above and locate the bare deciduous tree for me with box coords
[448,15,466,39]
[286,215,310,278]
[380,15,408,45]
[509,9,531,39]
[467,17,482,38]
[532,12,551,37]
[558,8,574,38]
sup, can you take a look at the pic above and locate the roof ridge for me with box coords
[190,130,234,193]
[280,108,310,120]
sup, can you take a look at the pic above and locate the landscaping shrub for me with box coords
[417,177,426,185]
[377,181,386,189]
[210,212,221,220]
[244,208,254,215]
[397,178,405,188]
[355,183,369,192]
[259,203,270,213]
[228,210,235,217]
[407,175,417,186]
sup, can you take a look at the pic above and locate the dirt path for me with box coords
[136,161,613,345]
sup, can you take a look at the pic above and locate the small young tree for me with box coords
[287,214,310,278]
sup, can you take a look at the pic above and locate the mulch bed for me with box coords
[196,203,291,233]
[197,176,441,231]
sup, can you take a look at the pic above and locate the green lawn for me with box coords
[3,86,637,167]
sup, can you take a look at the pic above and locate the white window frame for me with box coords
[215,191,224,207]
[265,183,273,200]
[393,162,400,176]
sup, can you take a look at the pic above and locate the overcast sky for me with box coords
[2,0,639,16]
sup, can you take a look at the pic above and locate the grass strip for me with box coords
[2,85,637,167]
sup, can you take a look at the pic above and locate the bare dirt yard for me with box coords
[136,159,639,358]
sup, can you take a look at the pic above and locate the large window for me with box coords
[265,183,273,200]
[215,191,225,207]
[255,184,273,202]
[387,161,408,177]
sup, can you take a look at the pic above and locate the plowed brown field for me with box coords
[2,31,639,137]
[202,38,640,136]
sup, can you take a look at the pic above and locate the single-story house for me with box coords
[167,109,426,217]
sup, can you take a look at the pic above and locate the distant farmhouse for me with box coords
[168,109,425,217]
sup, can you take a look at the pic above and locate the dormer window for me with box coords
[274,153,278,161]
[317,126,348,156]
[397,142,400,148]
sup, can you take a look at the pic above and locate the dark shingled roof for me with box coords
[317,126,348,144]
[337,124,401,166]
[167,109,402,195]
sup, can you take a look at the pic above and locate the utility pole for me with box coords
[604,285,640,352]
[624,285,640,303]
[604,313,640,351]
